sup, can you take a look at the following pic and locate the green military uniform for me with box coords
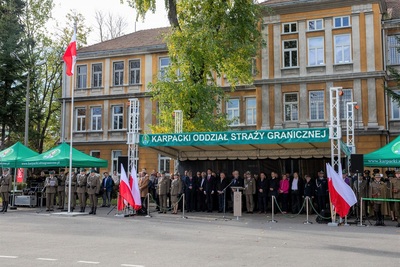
[244,171,256,213]
[352,176,368,218]
[369,174,388,226]
[76,169,87,212]
[1,169,13,213]
[57,170,66,209]
[86,171,100,215]
[157,173,170,213]
[45,171,58,211]
[390,171,400,227]
[170,174,182,214]
[65,171,77,211]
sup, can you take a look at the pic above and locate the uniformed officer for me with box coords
[0,168,13,213]
[87,169,100,215]
[170,173,182,214]
[369,173,388,226]
[390,170,400,227]
[244,171,256,213]
[76,169,87,212]
[44,170,58,211]
[57,169,66,209]
[353,174,368,219]
[65,171,77,211]
[315,170,328,212]
[157,171,170,214]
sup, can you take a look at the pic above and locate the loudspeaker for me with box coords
[117,156,128,173]
[350,154,364,173]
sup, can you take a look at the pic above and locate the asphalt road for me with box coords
[0,207,399,267]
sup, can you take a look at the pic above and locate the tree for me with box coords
[94,10,129,42]
[123,0,265,133]
[0,0,26,149]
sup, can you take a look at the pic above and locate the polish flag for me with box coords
[326,163,357,217]
[118,164,142,211]
[129,166,142,210]
[63,29,77,76]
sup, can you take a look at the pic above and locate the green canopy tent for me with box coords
[0,141,39,168]
[364,135,400,167]
[19,143,108,168]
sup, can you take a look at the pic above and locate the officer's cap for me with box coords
[90,169,96,173]
[3,168,9,171]
[318,170,325,174]
[80,168,86,172]
[342,169,347,174]
[373,169,380,174]
[374,173,381,178]
[245,171,251,175]
[60,168,65,172]
[49,170,55,174]
[364,170,370,174]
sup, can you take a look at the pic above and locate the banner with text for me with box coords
[140,128,329,147]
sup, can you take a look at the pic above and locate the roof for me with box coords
[386,0,400,19]
[77,27,170,55]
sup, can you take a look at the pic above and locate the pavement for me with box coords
[0,205,399,267]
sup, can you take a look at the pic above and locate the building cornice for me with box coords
[77,44,168,60]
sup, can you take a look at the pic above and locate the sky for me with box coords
[51,0,169,45]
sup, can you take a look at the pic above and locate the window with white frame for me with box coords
[309,91,324,120]
[283,22,297,33]
[388,35,400,65]
[90,151,100,158]
[113,61,124,86]
[129,60,140,84]
[76,65,87,89]
[227,99,240,125]
[159,57,170,79]
[334,16,350,28]
[91,106,102,131]
[284,93,299,121]
[112,150,122,174]
[91,63,102,88]
[334,34,351,64]
[75,107,86,131]
[308,19,323,31]
[112,105,124,130]
[339,89,353,119]
[283,40,298,67]
[246,98,257,125]
[308,37,324,66]
[159,154,171,173]
[391,91,400,119]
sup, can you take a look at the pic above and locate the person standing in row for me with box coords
[216,171,229,213]
[244,171,256,213]
[390,170,400,227]
[370,173,389,226]
[57,169,66,209]
[185,170,197,212]
[170,173,182,214]
[157,171,170,214]
[139,173,150,212]
[87,170,100,215]
[198,172,207,212]
[269,172,279,213]
[101,171,114,207]
[65,171,77,211]
[44,170,58,212]
[257,172,269,214]
[290,172,303,214]
[0,168,12,213]
[278,174,289,213]
[315,170,328,212]
[204,169,216,212]
[76,169,87,212]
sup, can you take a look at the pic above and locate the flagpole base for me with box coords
[303,220,313,224]
[268,220,277,223]
[328,222,338,227]
[115,213,129,218]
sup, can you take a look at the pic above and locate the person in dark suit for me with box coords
[315,170,328,212]
[184,170,197,212]
[197,172,207,212]
[269,171,280,213]
[216,171,230,213]
[230,170,244,211]
[257,172,269,213]
[204,169,216,212]
[101,171,114,207]
[290,171,304,214]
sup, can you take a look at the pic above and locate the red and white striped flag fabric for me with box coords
[326,163,357,217]
[118,164,135,210]
[62,29,77,76]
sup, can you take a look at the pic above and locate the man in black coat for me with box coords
[216,171,230,213]
[184,170,197,212]
[257,172,269,213]
[290,171,304,214]
[269,171,280,213]
[315,170,328,212]
[204,168,216,212]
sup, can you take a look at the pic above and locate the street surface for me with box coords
[0,207,399,267]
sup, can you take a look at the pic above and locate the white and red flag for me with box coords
[326,163,357,217]
[62,29,77,76]
[118,164,142,211]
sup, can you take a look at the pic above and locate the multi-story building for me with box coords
[61,0,400,176]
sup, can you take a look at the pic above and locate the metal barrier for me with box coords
[358,197,400,227]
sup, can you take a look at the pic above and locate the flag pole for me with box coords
[67,22,77,213]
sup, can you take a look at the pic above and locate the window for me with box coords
[391,91,400,119]
[339,89,353,119]
[246,98,257,125]
[334,34,351,64]
[76,65,87,89]
[91,107,102,131]
[159,57,170,79]
[112,105,124,130]
[251,58,257,76]
[309,91,324,120]
[129,60,140,84]
[308,37,324,66]
[284,93,298,121]
[91,63,102,88]
[75,107,86,131]
[159,154,171,173]
[283,40,298,67]
[90,151,100,158]
[308,19,323,31]
[113,61,124,86]
[112,150,122,174]
[283,22,297,33]
[227,99,240,126]
[334,16,350,28]
[388,36,400,65]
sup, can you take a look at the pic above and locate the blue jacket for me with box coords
[101,176,114,192]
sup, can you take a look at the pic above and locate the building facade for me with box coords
[61,0,400,175]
